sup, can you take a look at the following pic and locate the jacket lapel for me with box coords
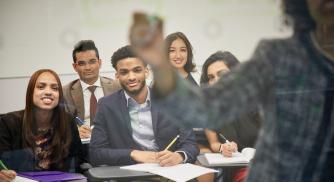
[151,103,158,139]
[118,91,136,146]
[71,81,85,119]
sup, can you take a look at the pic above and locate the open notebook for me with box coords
[121,163,217,182]
[204,147,256,165]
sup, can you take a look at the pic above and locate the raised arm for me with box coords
[129,12,274,131]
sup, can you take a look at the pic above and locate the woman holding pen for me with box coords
[0,69,86,181]
[200,51,261,157]
[200,51,262,182]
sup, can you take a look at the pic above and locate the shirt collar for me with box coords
[124,87,151,108]
[80,77,101,91]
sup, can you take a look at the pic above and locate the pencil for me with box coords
[164,135,180,151]
[0,160,8,170]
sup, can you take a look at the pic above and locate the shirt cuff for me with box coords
[175,151,188,163]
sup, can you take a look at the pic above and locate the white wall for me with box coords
[0,72,116,114]
[0,0,291,113]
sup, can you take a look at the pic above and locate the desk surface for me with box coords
[87,166,157,181]
[197,154,249,168]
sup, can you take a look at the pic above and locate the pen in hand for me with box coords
[75,117,94,129]
[75,117,85,126]
[218,133,238,156]
[219,133,230,143]
[219,132,245,149]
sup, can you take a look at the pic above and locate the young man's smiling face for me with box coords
[115,57,148,96]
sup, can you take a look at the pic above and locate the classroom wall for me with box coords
[0,0,291,113]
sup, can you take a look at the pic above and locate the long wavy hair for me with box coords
[200,51,240,86]
[165,32,196,73]
[22,69,71,170]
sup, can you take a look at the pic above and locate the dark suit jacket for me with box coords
[62,76,120,119]
[185,73,198,87]
[0,110,86,172]
[89,89,199,166]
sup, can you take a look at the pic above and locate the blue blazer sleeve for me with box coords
[176,127,199,163]
[154,111,199,164]
[89,97,135,166]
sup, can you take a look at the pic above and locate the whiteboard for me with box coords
[0,0,291,78]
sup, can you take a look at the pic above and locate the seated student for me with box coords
[89,45,199,166]
[0,69,86,181]
[63,40,120,139]
[164,32,212,155]
[200,51,262,182]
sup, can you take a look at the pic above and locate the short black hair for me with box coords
[72,40,99,63]
[200,51,240,85]
[110,45,146,69]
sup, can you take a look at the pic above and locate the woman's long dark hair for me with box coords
[22,69,71,170]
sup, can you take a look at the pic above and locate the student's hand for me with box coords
[129,12,176,97]
[221,141,238,157]
[78,125,91,139]
[0,170,16,182]
[129,12,166,68]
[156,150,183,167]
[130,150,158,163]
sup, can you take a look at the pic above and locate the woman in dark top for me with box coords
[165,31,198,86]
[0,69,85,181]
[201,51,262,182]
[164,31,205,156]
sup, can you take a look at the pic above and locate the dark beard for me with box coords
[121,80,146,96]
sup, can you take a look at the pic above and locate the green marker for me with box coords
[0,160,8,170]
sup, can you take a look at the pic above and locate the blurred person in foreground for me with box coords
[129,0,334,181]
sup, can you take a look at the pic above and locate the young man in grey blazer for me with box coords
[89,45,199,166]
[63,40,120,139]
